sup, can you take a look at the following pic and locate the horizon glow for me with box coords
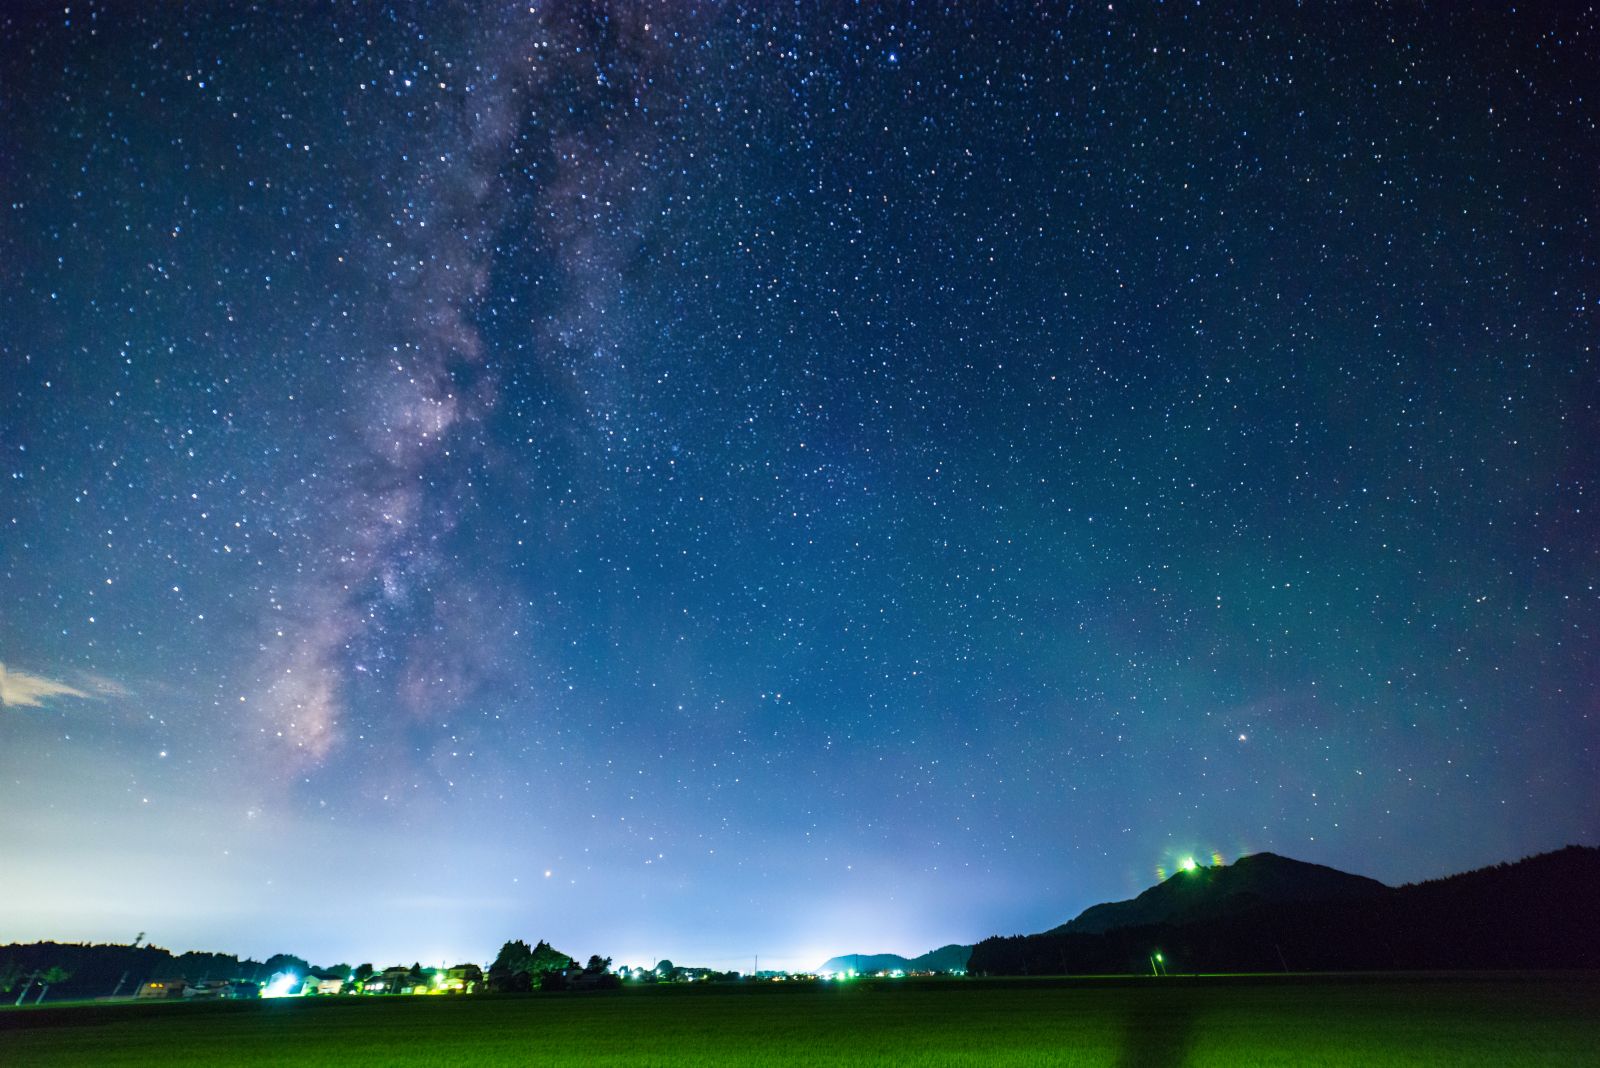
[2,3,1596,971]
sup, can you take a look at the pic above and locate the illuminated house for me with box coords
[438,965,483,993]
[363,966,418,994]
[135,978,187,999]
[312,977,346,995]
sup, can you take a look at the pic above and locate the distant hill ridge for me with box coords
[970,844,1600,975]
[815,943,971,975]
[814,853,1385,974]
[1052,852,1388,935]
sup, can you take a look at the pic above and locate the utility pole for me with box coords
[112,932,148,997]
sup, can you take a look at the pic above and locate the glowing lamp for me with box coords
[262,973,299,999]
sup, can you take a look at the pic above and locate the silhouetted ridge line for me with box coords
[969,845,1600,975]
[814,944,972,975]
[1052,852,1387,936]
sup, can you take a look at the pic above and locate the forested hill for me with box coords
[1049,852,1387,935]
[970,845,1600,975]
[815,944,972,975]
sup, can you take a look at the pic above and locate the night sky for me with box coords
[3,2,1597,972]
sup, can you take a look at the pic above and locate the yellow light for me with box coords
[1180,857,1197,871]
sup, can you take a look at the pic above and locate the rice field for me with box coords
[3,973,1596,1067]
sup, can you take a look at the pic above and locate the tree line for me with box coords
[0,937,627,1001]
[0,942,320,1003]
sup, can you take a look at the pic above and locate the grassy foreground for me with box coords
[2,974,1596,1067]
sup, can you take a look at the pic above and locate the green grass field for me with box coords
[3,974,1596,1067]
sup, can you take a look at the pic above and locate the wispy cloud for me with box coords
[82,674,131,699]
[0,663,100,708]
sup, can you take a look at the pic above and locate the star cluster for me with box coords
[2,2,1596,968]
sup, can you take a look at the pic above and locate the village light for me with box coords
[262,973,299,998]
[1180,857,1197,872]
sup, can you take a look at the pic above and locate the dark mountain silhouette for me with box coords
[1052,852,1387,935]
[816,943,972,975]
[969,845,1600,975]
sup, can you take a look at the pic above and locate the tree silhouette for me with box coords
[262,953,310,978]
[35,966,71,1003]
[491,940,534,975]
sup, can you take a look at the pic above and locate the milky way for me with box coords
[251,5,678,772]
[2,2,1597,969]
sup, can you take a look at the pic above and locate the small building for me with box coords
[313,977,345,996]
[182,980,232,999]
[568,970,616,992]
[437,964,482,993]
[135,978,187,999]
[363,967,415,994]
